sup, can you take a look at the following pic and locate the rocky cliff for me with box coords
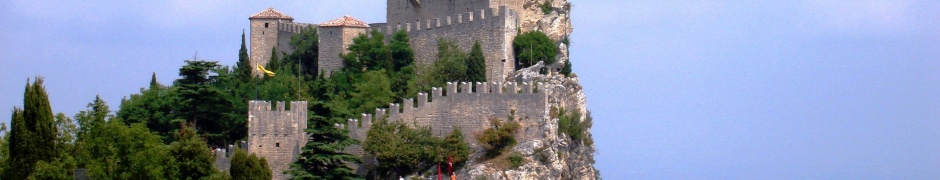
[461,0,595,179]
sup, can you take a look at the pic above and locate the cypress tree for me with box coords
[467,41,486,82]
[4,77,57,179]
[235,30,253,81]
[561,59,572,76]
[267,47,281,71]
[5,108,30,179]
[150,72,160,89]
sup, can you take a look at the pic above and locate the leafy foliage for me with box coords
[557,108,592,145]
[4,77,58,179]
[540,0,554,14]
[561,59,573,77]
[363,119,470,177]
[176,60,238,146]
[230,148,272,180]
[476,119,520,158]
[285,26,319,77]
[513,31,557,69]
[169,123,224,179]
[467,41,487,82]
[508,152,524,169]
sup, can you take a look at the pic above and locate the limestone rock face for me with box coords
[453,1,594,178]
[456,66,596,180]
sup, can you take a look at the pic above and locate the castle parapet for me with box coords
[379,6,504,36]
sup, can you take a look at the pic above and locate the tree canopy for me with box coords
[513,31,557,69]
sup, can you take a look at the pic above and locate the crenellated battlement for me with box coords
[344,81,548,145]
[277,22,315,34]
[371,6,512,37]
[246,100,307,180]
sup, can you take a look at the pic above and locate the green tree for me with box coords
[363,119,447,177]
[560,59,572,77]
[351,70,395,115]
[389,30,414,71]
[4,77,58,179]
[389,30,416,100]
[466,41,487,82]
[287,26,319,77]
[442,128,470,168]
[118,77,182,143]
[176,60,235,146]
[267,47,282,72]
[513,31,557,69]
[342,30,391,72]
[169,123,222,179]
[287,104,361,179]
[74,97,179,179]
[235,30,253,81]
[477,119,520,158]
[230,148,272,180]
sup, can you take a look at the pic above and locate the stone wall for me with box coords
[317,26,368,76]
[247,101,308,180]
[343,81,549,165]
[373,6,519,82]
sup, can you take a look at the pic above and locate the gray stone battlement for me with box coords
[345,81,548,146]
[277,22,314,34]
[370,6,510,35]
[247,100,307,180]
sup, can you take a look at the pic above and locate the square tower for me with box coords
[317,16,370,76]
[249,8,295,77]
[247,101,308,180]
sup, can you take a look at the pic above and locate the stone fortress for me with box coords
[249,0,535,81]
[239,0,572,179]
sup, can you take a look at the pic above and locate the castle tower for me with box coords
[247,101,307,180]
[317,16,370,76]
[249,8,295,77]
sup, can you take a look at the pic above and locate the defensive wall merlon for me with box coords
[344,81,548,142]
[247,101,308,136]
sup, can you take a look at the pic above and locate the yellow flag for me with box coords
[257,64,276,77]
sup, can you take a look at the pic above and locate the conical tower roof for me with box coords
[249,7,294,20]
[319,15,370,28]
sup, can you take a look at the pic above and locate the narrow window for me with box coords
[265,23,269,28]
[262,31,265,35]
[276,143,280,147]
[330,31,332,35]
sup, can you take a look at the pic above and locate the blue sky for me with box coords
[2,0,939,179]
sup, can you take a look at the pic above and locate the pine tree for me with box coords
[235,30,253,81]
[287,110,361,179]
[467,41,487,82]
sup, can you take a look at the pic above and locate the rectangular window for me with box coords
[276,143,280,147]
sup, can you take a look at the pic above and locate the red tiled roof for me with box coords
[319,16,370,28]
[249,8,294,20]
